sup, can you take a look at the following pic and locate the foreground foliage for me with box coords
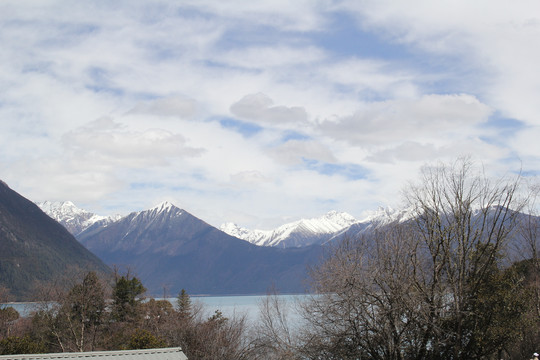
[0,273,249,359]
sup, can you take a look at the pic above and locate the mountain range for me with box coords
[27,195,416,299]
[4,178,532,301]
[29,200,410,296]
[39,201,409,249]
[72,202,321,296]
[220,210,358,248]
[220,207,412,247]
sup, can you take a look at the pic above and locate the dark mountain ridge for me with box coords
[77,202,321,296]
[0,180,111,300]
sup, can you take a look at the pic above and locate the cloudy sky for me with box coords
[1,0,539,229]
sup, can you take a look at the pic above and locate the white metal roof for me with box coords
[0,347,187,360]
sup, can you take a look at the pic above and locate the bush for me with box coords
[0,335,46,355]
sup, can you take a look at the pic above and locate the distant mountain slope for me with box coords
[77,202,320,296]
[37,201,120,236]
[0,180,111,300]
[221,211,358,248]
[328,206,415,243]
[221,208,413,248]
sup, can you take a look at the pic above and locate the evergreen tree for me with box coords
[111,275,146,322]
[177,289,192,320]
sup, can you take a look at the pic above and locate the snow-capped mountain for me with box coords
[357,206,414,226]
[77,201,194,255]
[76,200,320,296]
[38,198,415,250]
[37,200,120,236]
[221,207,415,248]
[328,206,415,243]
[220,210,358,248]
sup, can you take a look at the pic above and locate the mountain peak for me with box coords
[37,201,117,236]
[38,200,83,216]
[220,222,252,239]
[320,210,357,225]
[148,201,179,213]
[37,200,93,221]
[358,205,415,225]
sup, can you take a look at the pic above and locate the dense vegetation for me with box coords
[2,158,540,359]
[0,270,249,359]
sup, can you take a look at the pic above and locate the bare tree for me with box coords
[404,158,527,359]
[299,227,424,360]
[192,310,250,360]
[249,290,301,359]
[296,158,529,360]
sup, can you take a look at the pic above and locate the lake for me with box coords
[1,294,307,322]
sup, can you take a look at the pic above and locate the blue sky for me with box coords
[1,0,539,229]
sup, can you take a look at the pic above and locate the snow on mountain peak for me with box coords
[291,211,357,235]
[221,210,358,248]
[38,200,93,221]
[320,210,357,227]
[220,222,253,239]
[36,200,113,236]
[137,201,183,221]
[358,205,415,225]
[220,207,420,248]
[149,201,177,213]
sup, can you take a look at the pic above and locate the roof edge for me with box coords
[0,347,187,360]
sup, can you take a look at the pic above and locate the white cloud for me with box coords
[175,0,330,32]
[5,157,124,205]
[321,58,419,99]
[318,94,492,146]
[366,139,509,164]
[128,96,198,118]
[230,170,271,186]
[62,118,205,167]
[218,45,327,69]
[366,142,438,163]
[230,93,308,126]
[508,125,540,170]
[340,0,540,124]
[268,139,337,166]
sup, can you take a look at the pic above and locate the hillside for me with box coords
[0,180,111,300]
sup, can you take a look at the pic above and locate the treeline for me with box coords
[3,158,540,359]
[0,271,249,359]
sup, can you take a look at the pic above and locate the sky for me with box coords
[1,0,540,229]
